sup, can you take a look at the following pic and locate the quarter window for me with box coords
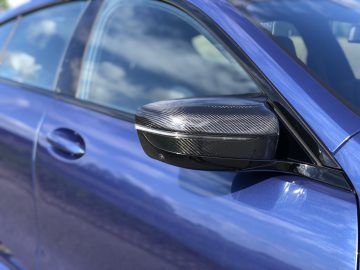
[0,2,86,90]
[77,0,260,114]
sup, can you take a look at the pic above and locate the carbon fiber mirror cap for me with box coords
[135,96,279,161]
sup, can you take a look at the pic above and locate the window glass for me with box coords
[235,0,360,111]
[78,0,260,114]
[0,2,85,90]
[331,21,360,79]
[261,21,308,63]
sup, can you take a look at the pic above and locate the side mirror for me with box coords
[135,96,279,169]
[135,96,351,190]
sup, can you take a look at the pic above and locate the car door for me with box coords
[0,2,86,270]
[34,0,358,270]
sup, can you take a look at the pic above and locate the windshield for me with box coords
[232,0,360,111]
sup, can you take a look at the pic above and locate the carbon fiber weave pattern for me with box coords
[136,97,279,137]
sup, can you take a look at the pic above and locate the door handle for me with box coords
[46,128,86,159]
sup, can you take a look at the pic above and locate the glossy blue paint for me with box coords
[34,98,358,270]
[0,80,57,270]
[336,132,360,192]
[187,0,360,153]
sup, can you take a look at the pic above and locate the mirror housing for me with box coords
[135,96,279,168]
[135,96,352,191]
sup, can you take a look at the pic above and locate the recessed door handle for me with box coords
[47,128,86,159]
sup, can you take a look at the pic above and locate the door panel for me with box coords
[34,100,358,270]
[0,2,86,269]
[0,83,56,270]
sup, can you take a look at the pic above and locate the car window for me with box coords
[0,2,86,91]
[77,0,260,114]
[262,21,308,63]
[235,0,360,112]
[331,21,360,79]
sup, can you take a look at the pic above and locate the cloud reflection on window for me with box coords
[5,52,42,79]
[78,0,260,113]
[0,2,85,90]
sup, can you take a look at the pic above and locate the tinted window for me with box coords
[77,0,260,114]
[262,21,308,63]
[234,0,360,111]
[0,2,85,90]
[331,21,360,79]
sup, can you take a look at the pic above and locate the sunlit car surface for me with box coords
[0,0,359,269]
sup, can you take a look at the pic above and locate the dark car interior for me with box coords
[241,0,360,110]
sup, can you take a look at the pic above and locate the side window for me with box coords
[331,21,360,79]
[77,0,260,114]
[262,21,308,63]
[0,2,86,91]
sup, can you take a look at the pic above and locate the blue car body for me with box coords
[0,0,359,270]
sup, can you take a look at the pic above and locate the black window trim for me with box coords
[55,0,134,122]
